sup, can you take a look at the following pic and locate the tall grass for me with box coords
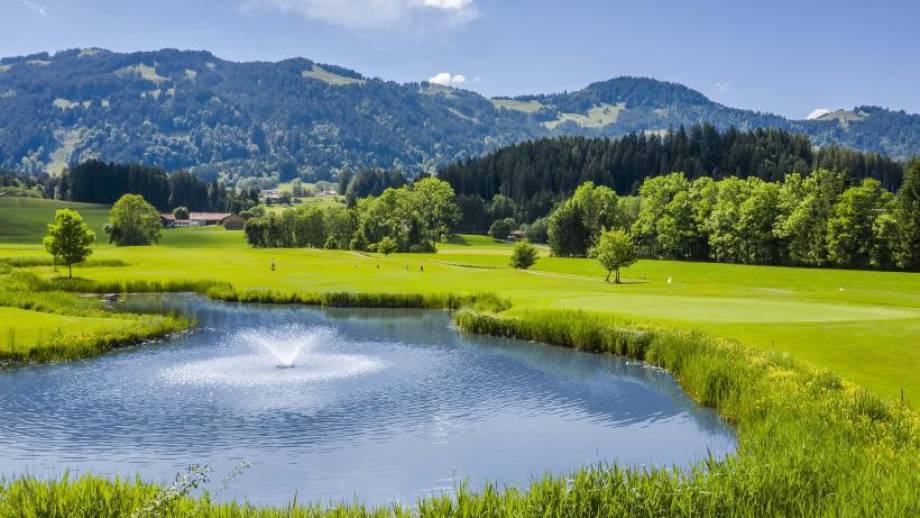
[35,276,229,295]
[205,285,510,312]
[450,309,920,515]
[0,256,128,268]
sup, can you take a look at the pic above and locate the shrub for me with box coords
[509,240,538,269]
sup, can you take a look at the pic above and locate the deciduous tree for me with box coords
[106,194,162,246]
[591,229,637,284]
[43,209,95,278]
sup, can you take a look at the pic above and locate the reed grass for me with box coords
[34,276,229,295]
[0,256,128,268]
[206,285,510,312]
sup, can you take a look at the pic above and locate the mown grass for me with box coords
[3,310,918,516]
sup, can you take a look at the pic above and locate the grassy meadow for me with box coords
[1,198,917,402]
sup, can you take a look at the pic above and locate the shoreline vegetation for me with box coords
[0,202,918,514]
[0,272,190,366]
[0,289,917,515]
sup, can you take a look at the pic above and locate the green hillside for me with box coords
[0,197,109,244]
[1,49,918,184]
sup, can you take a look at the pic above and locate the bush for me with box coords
[488,217,516,241]
[509,240,538,269]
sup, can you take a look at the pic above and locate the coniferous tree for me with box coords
[896,159,920,270]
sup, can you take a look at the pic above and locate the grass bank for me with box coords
[0,272,190,366]
[2,308,918,516]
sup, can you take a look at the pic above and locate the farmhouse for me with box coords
[160,212,245,230]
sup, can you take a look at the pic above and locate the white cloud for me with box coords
[241,0,478,31]
[429,72,467,86]
[807,108,832,120]
[714,81,730,93]
[423,0,473,9]
[17,0,47,16]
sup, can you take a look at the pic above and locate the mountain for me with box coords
[1,48,918,185]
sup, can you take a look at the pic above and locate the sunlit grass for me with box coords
[1,198,919,514]
[2,222,915,400]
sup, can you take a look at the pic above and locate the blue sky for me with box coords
[2,0,917,119]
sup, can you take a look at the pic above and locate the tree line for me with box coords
[57,160,257,213]
[337,168,408,207]
[544,159,920,271]
[440,125,906,233]
[244,178,459,253]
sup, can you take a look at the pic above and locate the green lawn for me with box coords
[2,198,918,402]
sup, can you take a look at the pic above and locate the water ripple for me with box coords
[0,296,735,507]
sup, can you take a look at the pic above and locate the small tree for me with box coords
[43,209,95,278]
[172,206,190,220]
[510,240,539,269]
[106,194,162,246]
[591,229,637,283]
[377,236,398,256]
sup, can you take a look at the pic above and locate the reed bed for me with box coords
[0,256,128,268]
[35,276,229,295]
[205,285,510,312]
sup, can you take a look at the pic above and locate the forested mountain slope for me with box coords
[1,48,918,184]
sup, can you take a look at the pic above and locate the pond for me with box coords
[0,295,735,506]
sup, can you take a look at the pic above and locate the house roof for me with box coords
[190,212,234,220]
[160,212,234,221]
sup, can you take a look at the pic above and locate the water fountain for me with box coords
[240,326,327,368]
[161,325,384,387]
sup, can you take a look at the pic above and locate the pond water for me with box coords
[0,295,735,506]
